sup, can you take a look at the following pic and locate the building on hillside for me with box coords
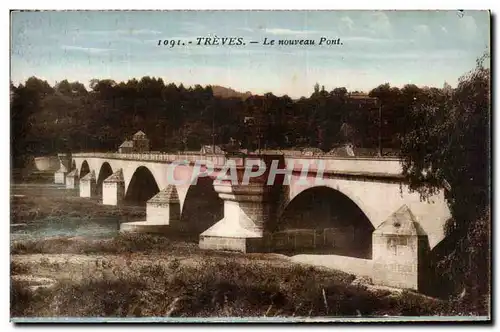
[118,140,134,153]
[328,143,357,157]
[301,147,323,156]
[200,145,224,154]
[244,116,255,125]
[118,130,150,153]
[328,144,400,158]
[132,130,150,152]
[347,93,379,108]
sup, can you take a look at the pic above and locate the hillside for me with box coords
[211,85,252,100]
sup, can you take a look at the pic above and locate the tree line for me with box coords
[11,75,454,165]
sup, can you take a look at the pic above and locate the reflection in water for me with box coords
[11,216,120,241]
[10,183,139,242]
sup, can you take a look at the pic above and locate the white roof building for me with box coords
[119,140,134,148]
[200,145,224,154]
[133,130,147,139]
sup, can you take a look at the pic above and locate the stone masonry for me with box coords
[54,164,68,184]
[119,186,180,234]
[69,152,452,291]
[146,185,181,226]
[372,205,429,290]
[65,169,79,189]
[199,180,273,253]
[102,169,125,205]
[79,170,96,198]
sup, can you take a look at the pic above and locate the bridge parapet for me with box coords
[72,152,229,165]
[285,157,403,177]
[72,151,405,180]
[72,152,282,168]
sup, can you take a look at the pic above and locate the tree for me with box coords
[400,55,489,223]
[399,54,490,306]
[90,79,117,96]
[55,80,88,97]
[331,87,347,98]
[312,83,320,96]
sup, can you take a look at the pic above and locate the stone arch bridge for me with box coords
[60,151,451,291]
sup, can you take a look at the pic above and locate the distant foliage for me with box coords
[12,76,429,166]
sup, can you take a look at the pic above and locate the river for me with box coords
[10,182,143,241]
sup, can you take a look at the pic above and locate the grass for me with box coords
[11,253,452,318]
[10,183,487,318]
[11,232,466,318]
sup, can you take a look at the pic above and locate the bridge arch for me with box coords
[79,160,90,178]
[96,162,113,197]
[179,176,224,234]
[124,166,160,206]
[276,185,374,258]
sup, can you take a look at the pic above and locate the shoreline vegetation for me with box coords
[10,183,487,318]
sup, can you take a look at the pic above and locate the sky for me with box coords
[11,10,490,98]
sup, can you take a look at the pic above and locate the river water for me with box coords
[11,216,120,241]
[10,182,127,241]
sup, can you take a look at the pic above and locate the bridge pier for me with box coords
[65,169,79,189]
[54,165,68,184]
[80,170,96,198]
[145,186,181,226]
[372,205,430,291]
[119,186,181,234]
[102,169,125,205]
[199,181,272,253]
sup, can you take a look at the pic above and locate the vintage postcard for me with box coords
[10,10,491,322]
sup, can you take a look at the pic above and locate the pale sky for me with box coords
[11,10,490,98]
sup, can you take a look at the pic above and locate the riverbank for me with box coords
[10,184,477,319]
[11,184,145,226]
[12,234,457,318]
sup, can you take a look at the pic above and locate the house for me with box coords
[118,140,134,153]
[328,143,356,157]
[346,93,379,110]
[200,145,224,154]
[244,116,255,125]
[118,130,150,153]
[132,130,150,152]
[301,147,323,156]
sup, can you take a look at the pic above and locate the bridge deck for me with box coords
[72,152,404,178]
